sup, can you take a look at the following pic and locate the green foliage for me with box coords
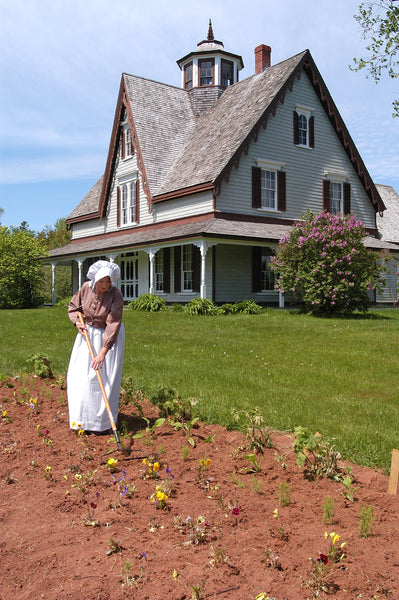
[151,387,195,422]
[277,482,291,507]
[221,300,263,314]
[271,211,387,315]
[184,298,220,315]
[322,496,336,525]
[358,504,375,537]
[231,407,272,453]
[341,476,359,503]
[0,226,48,308]
[26,353,53,378]
[128,293,166,312]
[351,1,399,117]
[37,218,71,250]
[292,426,343,481]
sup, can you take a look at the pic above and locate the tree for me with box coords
[270,211,387,315]
[0,226,49,308]
[351,0,399,117]
[37,218,72,302]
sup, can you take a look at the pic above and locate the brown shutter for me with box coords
[130,129,135,155]
[323,179,330,212]
[192,245,200,293]
[252,247,262,293]
[293,111,299,145]
[116,186,121,228]
[174,247,181,293]
[343,182,351,215]
[252,166,261,208]
[309,116,315,148]
[135,179,140,223]
[121,131,125,160]
[277,171,286,211]
[163,248,170,294]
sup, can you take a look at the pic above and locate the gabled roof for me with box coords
[66,47,385,225]
[66,175,104,224]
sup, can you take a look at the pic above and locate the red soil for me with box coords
[0,375,398,600]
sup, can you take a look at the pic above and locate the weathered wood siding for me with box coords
[216,73,377,228]
[376,257,399,303]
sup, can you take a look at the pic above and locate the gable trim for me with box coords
[98,75,153,222]
[214,50,385,218]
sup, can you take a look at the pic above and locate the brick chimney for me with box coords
[255,44,271,73]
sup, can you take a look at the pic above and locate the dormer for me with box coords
[177,20,244,116]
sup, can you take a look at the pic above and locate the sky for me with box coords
[0,0,398,232]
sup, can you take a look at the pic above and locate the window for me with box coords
[252,164,286,212]
[330,182,343,214]
[120,126,134,159]
[261,250,275,291]
[117,178,139,227]
[293,107,314,148]
[252,247,276,293]
[199,58,214,86]
[261,170,277,209]
[323,179,351,215]
[182,245,193,291]
[120,252,138,300]
[184,62,193,89]
[221,59,234,86]
[174,244,200,293]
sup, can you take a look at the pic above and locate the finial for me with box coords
[207,19,214,42]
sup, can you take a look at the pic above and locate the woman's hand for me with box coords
[91,347,108,370]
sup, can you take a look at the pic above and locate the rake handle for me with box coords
[77,312,120,443]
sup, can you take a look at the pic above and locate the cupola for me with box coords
[177,20,244,116]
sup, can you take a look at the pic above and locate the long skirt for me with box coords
[67,323,125,432]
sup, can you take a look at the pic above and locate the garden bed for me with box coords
[0,375,398,600]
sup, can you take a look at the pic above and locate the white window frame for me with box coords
[182,245,193,292]
[119,174,137,227]
[330,181,343,215]
[256,159,286,213]
[155,250,165,293]
[295,104,313,148]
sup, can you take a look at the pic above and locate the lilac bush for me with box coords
[271,211,386,315]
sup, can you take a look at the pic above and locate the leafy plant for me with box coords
[341,475,359,503]
[277,481,291,507]
[227,299,263,314]
[184,298,219,315]
[133,416,166,440]
[358,504,375,538]
[26,353,53,378]
[128,293,166,312]
[232,407,272,453]
[322,495,335,525]
[151,387,195,422]
[292,426,343,480]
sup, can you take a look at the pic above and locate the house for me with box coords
[48,21,399,305]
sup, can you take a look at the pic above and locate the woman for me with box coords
[67,260,125,434]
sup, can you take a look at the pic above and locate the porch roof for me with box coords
[48,216,398,262]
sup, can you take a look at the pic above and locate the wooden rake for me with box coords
[77,312,145,462]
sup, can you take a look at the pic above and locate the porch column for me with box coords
[279,290,285,309]
[77,259,84,288]
[51,263,56,305]
[194,241,215,299]
[145,248,156,294]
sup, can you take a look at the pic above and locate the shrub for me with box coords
[231,300,263,314]
[271,211,387,315]
[151,387,195,422]
[128,293,166,312]
[292,426,343,481]
[26,353,53,378]
[184,298,220,315]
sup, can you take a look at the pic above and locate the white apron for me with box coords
[67,323,125,432]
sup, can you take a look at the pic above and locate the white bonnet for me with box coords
[87,260,121,287]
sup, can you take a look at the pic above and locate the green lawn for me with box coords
[0,306,398,472]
